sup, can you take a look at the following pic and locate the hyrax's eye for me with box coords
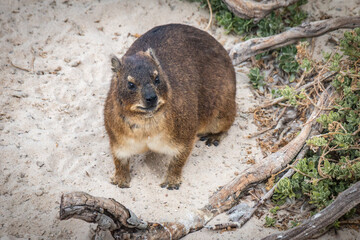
[154,76,160,85]
[128,82,136,90]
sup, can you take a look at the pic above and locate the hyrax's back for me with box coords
[126,24,236,137]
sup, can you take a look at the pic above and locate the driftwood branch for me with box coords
[263,181,360,240]
[59,192,148,231]
[222,0,300,22]
[60,192,186,239]
[60,88,334,239]
[230,16,360,65]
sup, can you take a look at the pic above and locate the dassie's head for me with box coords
[110,49,169,117]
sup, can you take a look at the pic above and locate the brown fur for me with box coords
[104,24,236,189]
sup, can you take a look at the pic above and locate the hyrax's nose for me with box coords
[146,94,157,104]
[143,85,158,108]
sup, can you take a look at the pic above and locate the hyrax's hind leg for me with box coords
[198,132,225,147]
[199,109,236,147]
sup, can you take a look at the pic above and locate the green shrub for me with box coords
[272,29,360,212]
[248,67,264,89]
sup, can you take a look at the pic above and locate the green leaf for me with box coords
[265,216,276,227]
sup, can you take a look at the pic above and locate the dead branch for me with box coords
[59,192,148,230]
[60,192,187,240]
[222,0,300,22]
[60,87,334,239]
[230,17,360,65]
[262,181,360,240]
[205,0,213,31]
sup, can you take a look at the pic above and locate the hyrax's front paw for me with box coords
[160,181,181,190]
[111,175,130,188]
[160,176,181,190]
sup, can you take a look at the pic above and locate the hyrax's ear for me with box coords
[111,54,122,72]
[145,48,161,67]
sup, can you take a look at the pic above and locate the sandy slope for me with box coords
[0,0,359,239]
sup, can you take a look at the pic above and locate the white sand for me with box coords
[0,0,359,239]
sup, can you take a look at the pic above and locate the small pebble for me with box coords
[71,61,81,67]
[35,189,44,196]
[36,161,45,167]
[12,91,28,98]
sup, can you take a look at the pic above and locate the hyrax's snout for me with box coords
[143,84,158,109]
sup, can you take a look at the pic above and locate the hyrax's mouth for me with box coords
[132,100,164,114]
[138,105,157,112]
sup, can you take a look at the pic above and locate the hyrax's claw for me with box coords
[160,181,181,190]
[199,136,208,141]
[111,176,130,188]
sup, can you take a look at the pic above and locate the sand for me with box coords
[0,0,359,239]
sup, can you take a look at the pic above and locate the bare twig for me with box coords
[205,0,213,31]
[352,126,360,136]
[230,17,360,65]
[30,47,36,72]
[9,59,31,72]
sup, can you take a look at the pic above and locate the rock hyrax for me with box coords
[104,24,236,190]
